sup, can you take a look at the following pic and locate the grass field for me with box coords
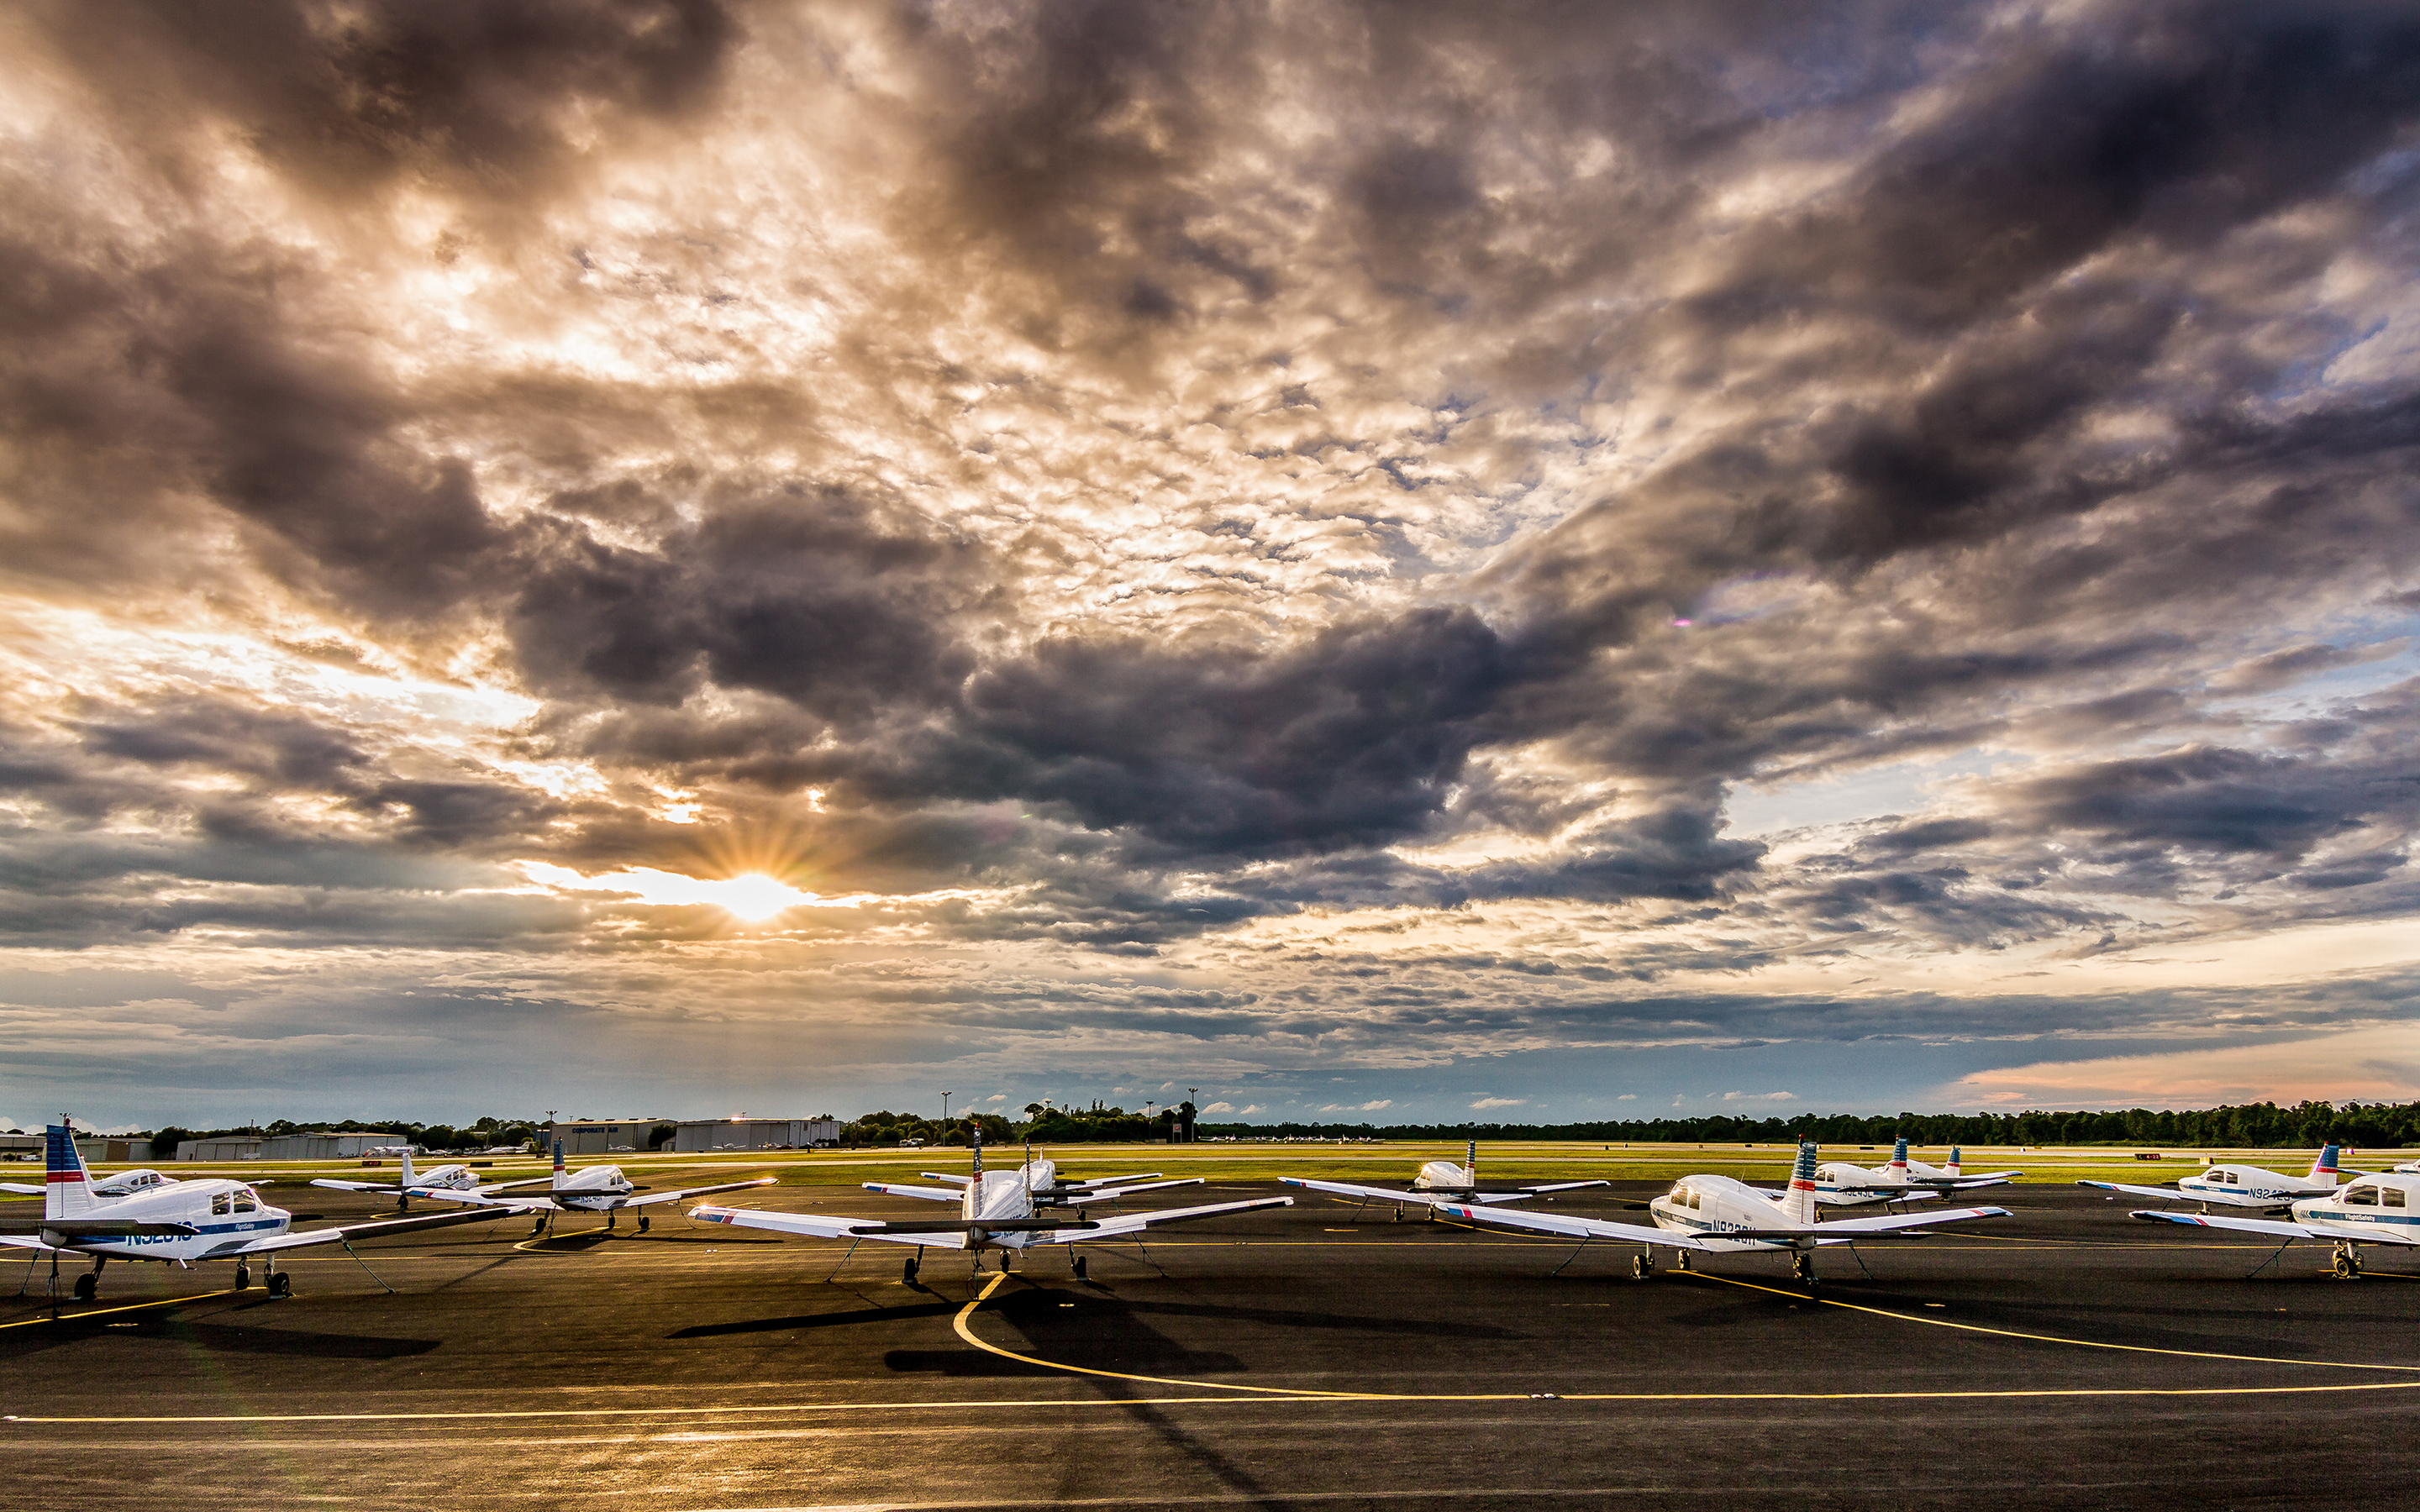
[7,1138,2407,1199]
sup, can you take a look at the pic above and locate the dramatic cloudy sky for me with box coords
[6,0,2420,1130]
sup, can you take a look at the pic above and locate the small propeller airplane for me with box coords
[1812,1138,2022,1204]
[0,1120,519,1300]
[3,1166,180,1200]
[2077,1145,2350,1210]
[2126,1171,2420,1278]
[1279,1140,1609,1219]
[1438,1141,2011,1283]
[391,1139,776,1234]
[311,1147,555,1210]
[875,1150,1204,1210]
[689,1132,1292,1281]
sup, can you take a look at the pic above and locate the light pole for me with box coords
[1187,1088,1199,1143]
[941,1091,952,1132]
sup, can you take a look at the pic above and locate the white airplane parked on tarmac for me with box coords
[0,1121,517,1300]
[1280,1140,1609,1219]
[1439,1141,2011,1283]
[888,1151,1203,1209]
[1812,1138,2021,1204]
[691,1134,1292,1282]
[2128,1171,2420,1278]
[397,1139,776,1234]
[312,1147,555,1210]
[3,1166,179,1200]
[2078,1145,2349,1210]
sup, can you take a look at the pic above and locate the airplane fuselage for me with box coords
[2287,1173,2420,1238]
[2180,1164,2339,1204]
[1649,1174,1812,1252]
[42,1179,289,1262]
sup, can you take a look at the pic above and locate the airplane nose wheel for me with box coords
[2333,1245,2362,1279]
[268,1272,292,1299]
[1674,1250,1692,1273]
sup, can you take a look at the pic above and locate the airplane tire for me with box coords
[73,1273,97,1301]
[2334,1250,2360,1279]
[234,1263,250,1290]
[533,1217,548,1236]
[1632,1254,1654,1279]
[1675,1251,1692,1273]
[903,1257,919,1284]
[268,1273,292,1299]
[638,1216,650,1232]
[1072,1255,1087,1279]
[1792,1252,1815,1283]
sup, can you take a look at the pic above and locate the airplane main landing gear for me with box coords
[1072,1254,1087,1279]
[267,1271,292,1299]
[2333,1245,2363,1279]
[1632,1253,1655,1280]
[997,1251,1013,1273]
[637,1215,650,1233]
[1791,1251,1816,1284]
[233,1262,250,1290]
[902,1252,921,1284]
[531,1215,550,1236]
[73,1270,97,1301]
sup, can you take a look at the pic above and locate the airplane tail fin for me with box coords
[2311,1144,2343,1180]
[1783,1140,1820,1227]
[971,1128,983,1176]
[1887,1136,1910,1173]
[401,1145,417,1188]
[1946,1147,1963,1178]
[45,1119,97,1221]
[551,1138,567,1190]
[1467,1138,1478,1189]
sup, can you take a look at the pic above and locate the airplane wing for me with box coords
[308,1178,402,1194]
[198,1205,520,1257]
[618,1177,778,1208]
[1071,1173,1164,1189]
[1061,1177,1205,1203]
[0,1182,45,1195]
[1280,1177,1451,1207]
[863,1182,968,1201]
[1433,1202,1722,1251]
[916,1173,976,1186]
[1709,1205,2011,1240]
[686,1205,971,1248]
[476,1174,559,1193]
[1044,1194,1293,1243]
[1517,1179,1612,1195]
[2078,1179,2291,1209]
[2130,1210,2420,1247]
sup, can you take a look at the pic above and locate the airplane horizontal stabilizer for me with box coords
[1786,1205,2009,1236]
[1060,1177,1207,1203]
[0,1216,200,1237]
[851,1217,1098,1234]
[1279,1177,1456,1207]
[621,1177,779,1208]
[687,1204,970,1248]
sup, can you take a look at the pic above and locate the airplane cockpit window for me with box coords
[211,1192,230,1216]
[2386,1189,2408,1210]
[2207,1171,2233,1184]
[2345,1186,2378,1206]
[233,1189,256,1213]
[1670,1184,1690,1205]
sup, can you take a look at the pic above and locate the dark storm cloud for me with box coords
[7,0,2420,1121]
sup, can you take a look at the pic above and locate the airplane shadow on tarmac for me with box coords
[0,1303,440,1362]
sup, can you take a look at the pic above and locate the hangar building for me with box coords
[675,1117,840,1152]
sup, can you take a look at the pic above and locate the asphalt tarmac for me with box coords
[4,1180,2416,1509]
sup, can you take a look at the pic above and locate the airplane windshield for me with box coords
[234,1189,255,1212]
[2345,1187,2377,1206]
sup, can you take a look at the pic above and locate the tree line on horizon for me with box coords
[47,1096,2419,1159]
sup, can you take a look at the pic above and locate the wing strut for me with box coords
[2245,1236,2297,1280]
[1550,1236,1589,1277]
[341,1238,396,1294]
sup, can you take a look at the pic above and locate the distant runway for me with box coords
[5,1184,2415,1509]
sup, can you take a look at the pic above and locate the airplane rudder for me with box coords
[45,1119,96,1219]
